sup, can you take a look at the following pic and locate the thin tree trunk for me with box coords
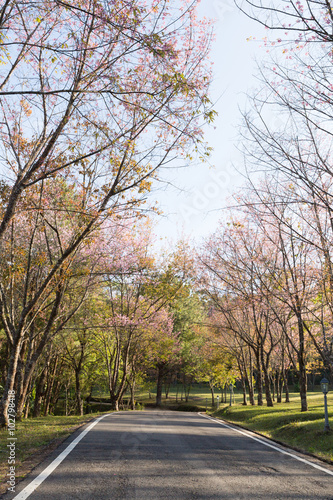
[298,318,308,412]
[156,363,165,407]
[247,350,255,405]
[164,377,171,399]
[210,383,215,407]
[260,345,273,407]
[14,342,27,421]
[283,370,290,403]
[33,368,47,417]
[276,368,282,403]
[237,359,248,405]
[0,340,22,427]
[44,356,59,416]
[24,397,30,419]
[263,368,274,407]
[271,371,277,402]
[255,349,263,406]
[75,369,83,416]
[130,381,135,410]
[241,376,247,405]
[298,362,308,412]
[49,379,62,415]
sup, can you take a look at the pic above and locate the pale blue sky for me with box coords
[151,0,268,246]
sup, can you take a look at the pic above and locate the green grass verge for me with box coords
[212,392,333,463]
[0,412,111,490]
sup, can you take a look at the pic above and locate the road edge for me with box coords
[199,412,333,475]
[0,413,115,500]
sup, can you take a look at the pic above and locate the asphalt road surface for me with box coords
[5,410,333,500]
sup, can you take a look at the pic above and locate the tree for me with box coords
[144,308,180,407]
[209,309,256,405]
[196,327,236,407]
[0,0,214,242]
[234,0,333,400]
[0,181,99,422]
[88,223,192,410]
[169,290,207,401]
[0,0,215,426]
[199,219,285,407]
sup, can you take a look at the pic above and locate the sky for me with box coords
[150,0,268,247]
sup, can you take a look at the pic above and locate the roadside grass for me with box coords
[212,392,333,463]
[0,412,111,493]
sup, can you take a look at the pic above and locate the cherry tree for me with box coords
[0,180,112,422]
[199,218,286,407]
[0,0,215,426]
[0,0,214,240]
[89,223,192,410]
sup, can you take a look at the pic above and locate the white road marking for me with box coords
[199,412,333,477]
[13,413,114,500]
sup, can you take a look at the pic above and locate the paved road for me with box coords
[5,411,333,500]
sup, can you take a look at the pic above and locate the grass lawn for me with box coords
[0,412,111,495]
[211,391,333,463]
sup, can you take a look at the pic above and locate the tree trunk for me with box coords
[164,379,170,399]
[156,364,165,407]
[33,368,47,417]
[298,363,308,412]
[255,349,263,406]
[44,356,59,416]
[260,344,273,407]
[49,379,62,415]
[237,359,248,406]
[14,342,27,421]
[75,369,83,416]
[241,376,247,405]
[185,385,191,403]
[15,349,43,420]
[283,369,290,403]
[24,397,30,419]
[298,318,308,411]
[276,369,282,403]
[110,395,119,411]
[0,340,22,427]
[184,376,192,402]
[15,329,59,420]
[20,377,33,419]
[248,384,255,405]
[210,383,215,407]
[130,381,135,410]
[270,372,276,402]
[263,368,274,407]
[247,351,255,405]
[65,387,68,416]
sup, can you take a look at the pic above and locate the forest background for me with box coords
[0,0,332,435]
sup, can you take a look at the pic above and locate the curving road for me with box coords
[4,410,333,500]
